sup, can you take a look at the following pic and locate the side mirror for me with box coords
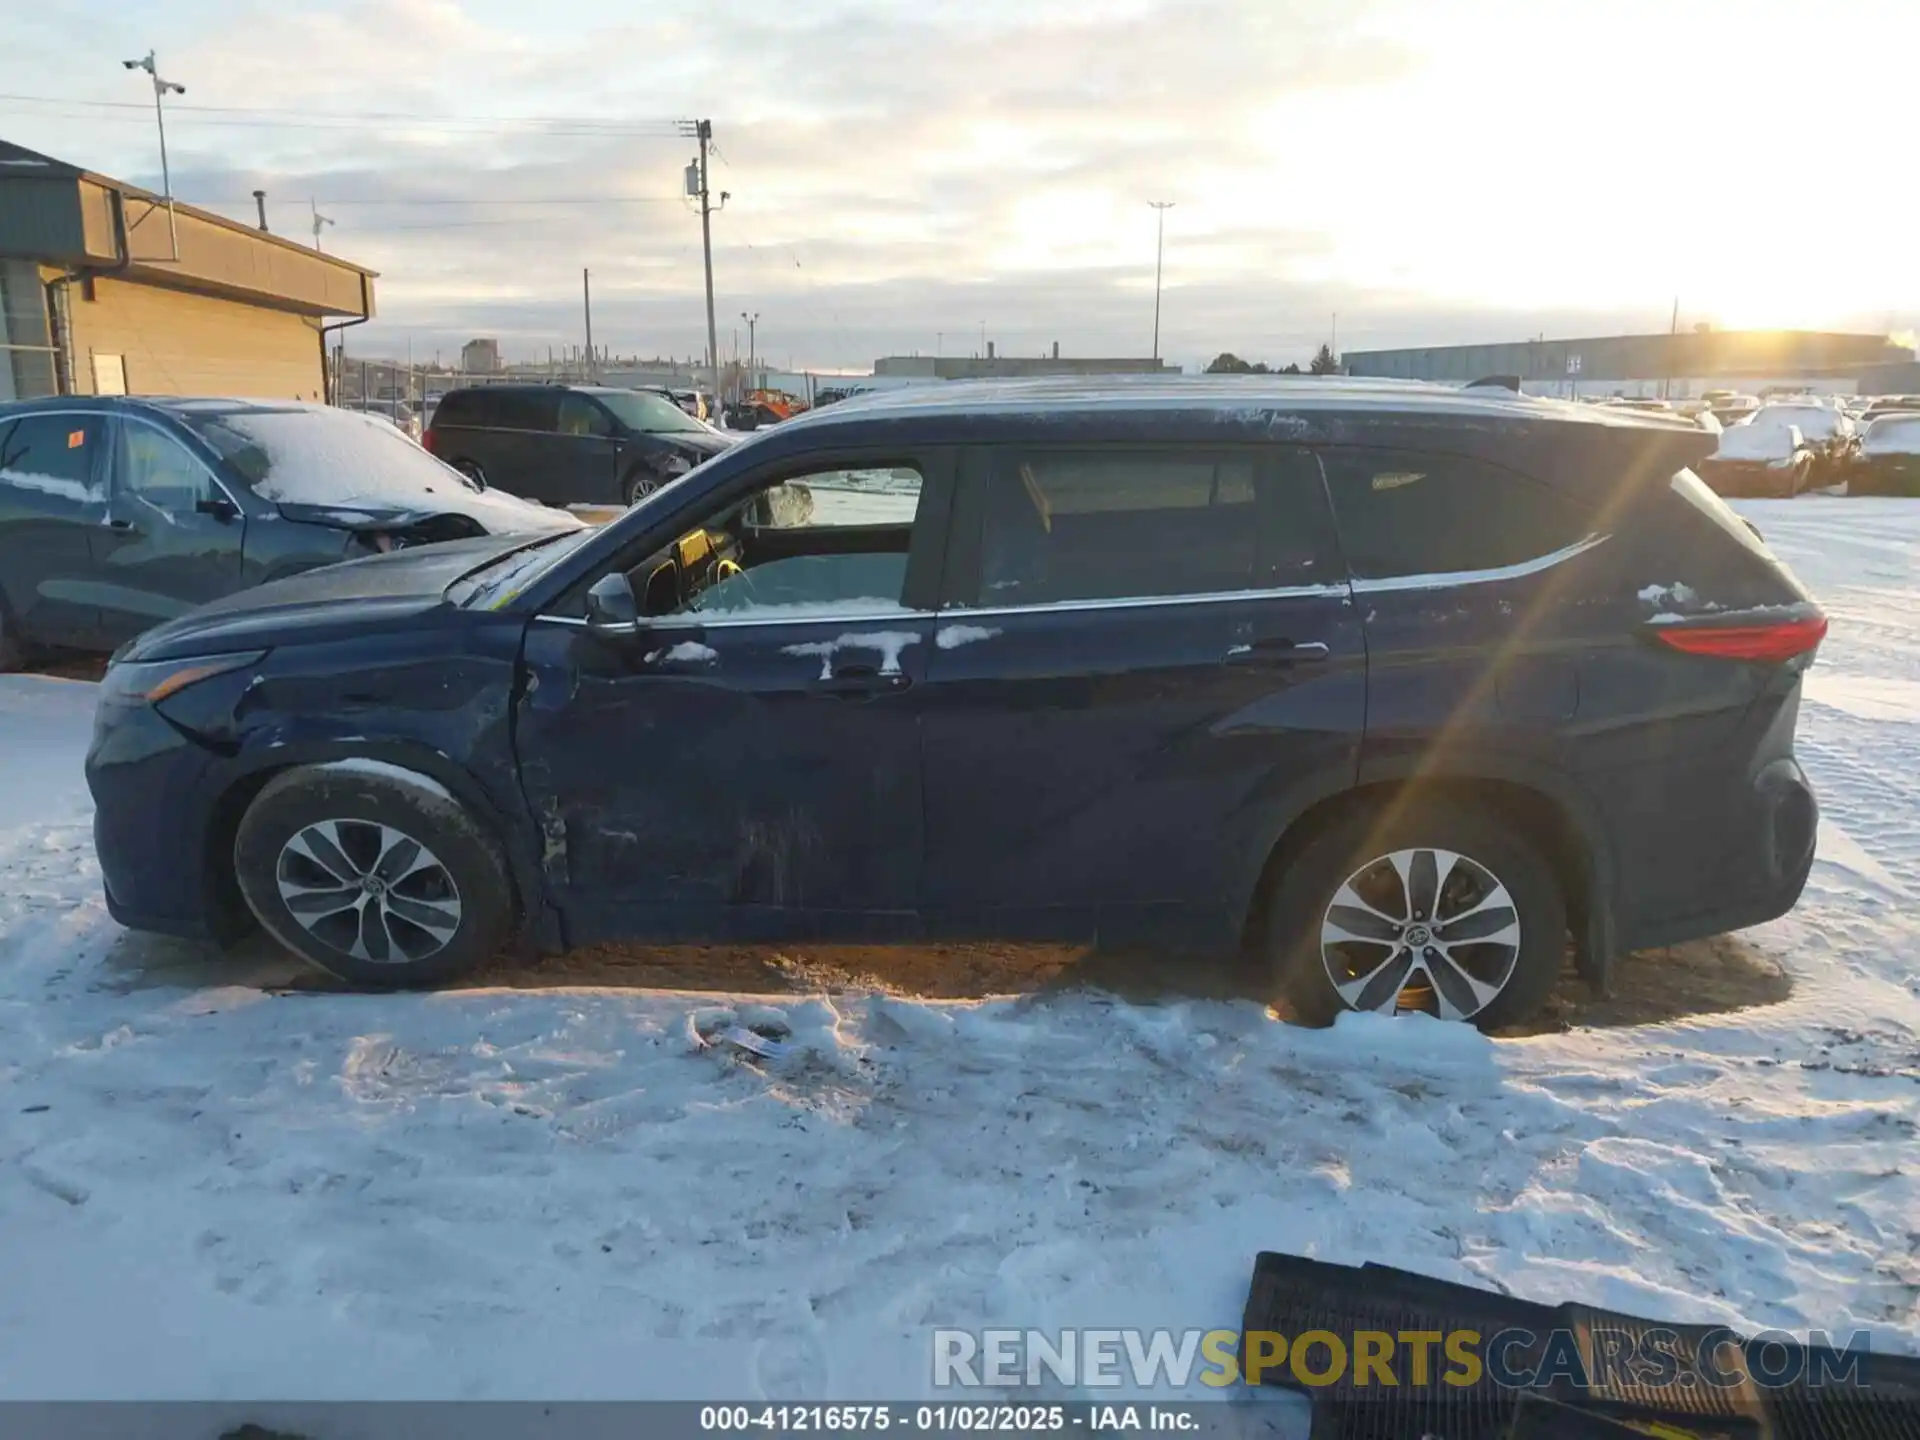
[195,496,239,522]
[585,572,639,633]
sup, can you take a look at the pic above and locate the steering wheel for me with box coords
[698,564,761,614]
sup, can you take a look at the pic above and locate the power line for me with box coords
[0,109,677,138]
[189,197,680,209]
[0,91,681,129]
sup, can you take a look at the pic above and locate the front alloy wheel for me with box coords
[1321,848,1520,1021]
[235,764,514,988]
[276,819,463,965]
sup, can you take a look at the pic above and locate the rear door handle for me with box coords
[1225,639,1331,665]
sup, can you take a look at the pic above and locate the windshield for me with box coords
[592,389,706,435]
[176,405,480,506]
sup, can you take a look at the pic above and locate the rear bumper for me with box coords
[1614,753,1817,952]
[1697,457,1801,498]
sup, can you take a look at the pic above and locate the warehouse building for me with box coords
[873,344,1177,380]
[1343,329,1915,399]
[0,139,375,402]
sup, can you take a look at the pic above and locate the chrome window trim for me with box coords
[533,608,925,631]
[1345,533,1608,594]
[938,581,1351,619]
[530,581,1349,631]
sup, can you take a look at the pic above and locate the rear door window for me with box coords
[494,390,559,432]
[973,448,1336,606]
[0,412,106,506]
[431,391,484,427]
[1315,447,1590,581]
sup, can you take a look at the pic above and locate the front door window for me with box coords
[119,422,217,515]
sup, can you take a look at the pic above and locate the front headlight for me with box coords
[103,650,266,706]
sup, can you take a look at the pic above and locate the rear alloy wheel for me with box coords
[234,764,514,988]
[1267,803,1566,1031]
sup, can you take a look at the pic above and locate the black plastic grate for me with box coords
[1241,1252,1920,1440]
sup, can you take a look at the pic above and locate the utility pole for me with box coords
[1663,295,1679,400]
[583,268,595,382]
[310,199,333,252]
[122,50,185,259]
[1149,201,1174,362]
[740,311,759,389]
[681,119,725,412]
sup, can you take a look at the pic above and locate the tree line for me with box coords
[1205,344,1340,376]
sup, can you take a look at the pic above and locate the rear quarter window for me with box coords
[1316,447,1591,580]
[0,412,106,505]
[431,391,485,427]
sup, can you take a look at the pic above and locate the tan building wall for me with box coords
[62,274,326,399]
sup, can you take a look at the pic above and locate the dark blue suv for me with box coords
[84,378,1825,1029]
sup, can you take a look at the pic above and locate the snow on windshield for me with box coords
[1862,415,1920,456]
[176,404,481,506]
[1716,424,1800,461]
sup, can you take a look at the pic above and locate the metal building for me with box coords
[1343,330,1914,398]
[0,139,375,402]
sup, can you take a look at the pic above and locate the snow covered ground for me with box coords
[0,501,1915,1414]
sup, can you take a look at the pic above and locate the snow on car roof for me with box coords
[1862,414,1920,455]
[784,374,1706,432]
[1747,403,1851,442]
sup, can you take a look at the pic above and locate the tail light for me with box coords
[421,428,439,455]
[1650,613,1827,663]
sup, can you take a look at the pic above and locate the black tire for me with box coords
[452,459,487,489]
[1265,799,1567,1032]
[233,764,515,988]
[624,470,662,506]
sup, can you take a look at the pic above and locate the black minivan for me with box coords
[424,384,733,508]
[87,378,1824,1030]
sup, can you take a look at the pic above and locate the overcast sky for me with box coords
[3,0,1916,372]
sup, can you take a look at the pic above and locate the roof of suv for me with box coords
[778,375,1707,434]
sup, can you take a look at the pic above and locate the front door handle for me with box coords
[813,667,912,697]
[1225,639,1331,666]
[105,518,136,533]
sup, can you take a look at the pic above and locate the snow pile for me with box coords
[0,503,1916,1405]
[1861,415,1920,456]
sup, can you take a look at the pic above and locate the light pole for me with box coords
[1149,201,1175,363]
[122,50,185,259]
[740,311,759,389]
